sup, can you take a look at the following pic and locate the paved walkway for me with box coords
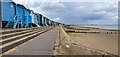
[4,27,58,55]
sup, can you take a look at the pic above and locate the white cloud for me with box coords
[78,6,85,9]
[60,0,119,2]
[40,2,65,12]
[52,17,60,21]
[11,1,118,25]
[12,0,120,2]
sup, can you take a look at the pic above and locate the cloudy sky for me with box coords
[13,0,119,25]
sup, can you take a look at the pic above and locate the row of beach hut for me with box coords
[0,0,61,28]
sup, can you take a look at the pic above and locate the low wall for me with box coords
[58,26,118,57]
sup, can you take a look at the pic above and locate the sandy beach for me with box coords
[65,26,119,55]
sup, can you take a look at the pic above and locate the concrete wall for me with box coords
[59,26,118,57]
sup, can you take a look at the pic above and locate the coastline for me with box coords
[63,25,119,55]
[78,25,119,31]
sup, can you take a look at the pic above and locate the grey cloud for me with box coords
[16,1,118,25]
[40,2,65,12]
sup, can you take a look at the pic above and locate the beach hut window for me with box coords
[11,4,13,8]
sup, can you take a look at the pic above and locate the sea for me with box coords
[79,25,119,30]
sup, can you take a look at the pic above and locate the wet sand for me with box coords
[65,26,119,55]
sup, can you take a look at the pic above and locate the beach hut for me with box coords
[43,17,46,26]
[30,10,38,27]
[54,22,56,26]
[50,20,53,26]
[24,9,32,28]
[51,20,53,26]
[37,13,40,26]
[30,11,41,27]
[1,0,16,28]
[34,13,40,27]
[39,14,43,26]
[46,18,50,26]
[15,4,26,28]
[30,10,35,25]
[49,20,52,26]
[44,17,49,26]
[41,16,45,26]
[48,19,51,26]
[46,17,48,26]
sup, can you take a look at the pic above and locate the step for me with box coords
[1,27,38,35]
[0,28,52,54]
[1,30,33,40]
[0,29,41,45]
[0,26,50,44]
[1,29,30,34]
[0,26,54,54]
[1,27,51,40]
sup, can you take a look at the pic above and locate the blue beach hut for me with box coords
[1,0,16,28]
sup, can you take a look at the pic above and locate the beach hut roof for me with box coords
[17,4,26,9]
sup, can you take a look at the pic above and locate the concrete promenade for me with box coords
[3,27,58,55]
